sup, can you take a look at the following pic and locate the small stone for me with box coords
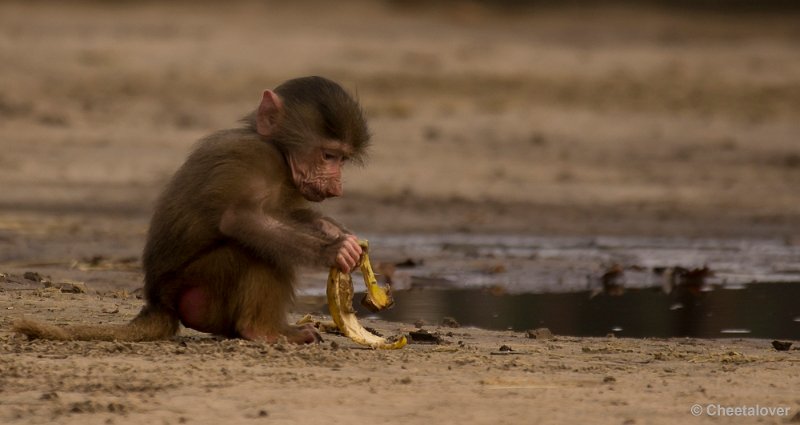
[395,258,421,268]
[441,317,460,328]
[423,126,441,141]
[24,271,43,282]
[603,376,616,383]
[70,400,95,413]
[499,344,513,352]
[58,280,88,294]
[526,328,553,340]
[408,329,443,344]
[40,391,59,401]
[131,287,144,299]
[771,340,792,351]
[414,319,426,328]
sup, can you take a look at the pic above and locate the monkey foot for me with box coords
[239,324,322,345]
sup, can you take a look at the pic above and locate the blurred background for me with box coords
[1,0,798,237]
[0,0,798,336]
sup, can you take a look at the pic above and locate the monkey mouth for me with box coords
[300,184,340,202]
[301,188,328,202]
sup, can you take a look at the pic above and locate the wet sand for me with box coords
[1,1,799,424]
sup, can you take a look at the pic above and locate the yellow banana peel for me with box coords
[326,240,407,349]
[358,240,394,312]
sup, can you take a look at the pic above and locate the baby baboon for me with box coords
[15,76,370,344]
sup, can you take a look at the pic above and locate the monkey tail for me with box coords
[12,305,179,342]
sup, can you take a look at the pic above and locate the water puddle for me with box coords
[355,282,800,339]
[298,234,800,338]
[361,234,800,293]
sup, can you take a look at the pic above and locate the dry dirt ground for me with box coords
[2,288,799,425]
[1,1,799,424]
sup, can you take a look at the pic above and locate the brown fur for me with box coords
[14,76,369,342]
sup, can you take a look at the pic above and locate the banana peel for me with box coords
[326,240,407,349]
[358,240,394,312]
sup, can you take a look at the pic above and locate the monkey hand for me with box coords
[333,234,362,273]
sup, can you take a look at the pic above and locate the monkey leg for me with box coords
[174,246,261,338]
[178,279,313,342]
[232,263,321,344]
[175,246,319,343]
[178,285,320,343]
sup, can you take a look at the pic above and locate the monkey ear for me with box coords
[256,90,283,137]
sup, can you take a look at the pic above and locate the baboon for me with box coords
[14,76,370,344]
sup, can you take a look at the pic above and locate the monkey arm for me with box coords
[316,215,353,238]
[219,202,343,269]
[286,208,351,238]
[208,146,360,270]
[197,152,338,269]
[285,208,354,241]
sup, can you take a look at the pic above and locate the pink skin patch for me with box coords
[177,286,213,333]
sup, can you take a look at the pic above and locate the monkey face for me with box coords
[287,140,353,202]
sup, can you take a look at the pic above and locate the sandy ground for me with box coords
[2,285,799,425]
[1,1,799,424]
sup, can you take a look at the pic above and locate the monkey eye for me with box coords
[323,150,347,163]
